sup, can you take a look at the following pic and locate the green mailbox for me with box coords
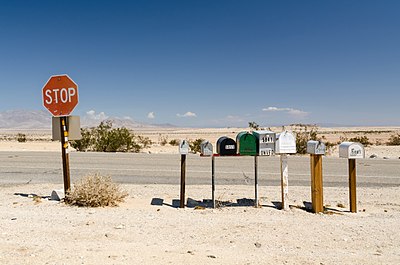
[236,131,257,156]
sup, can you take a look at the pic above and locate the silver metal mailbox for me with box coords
[252,130,276,156]
[307,140,326,155]
[52,116,82,141]
[275,131,296,154]
[200,140,213,156]
[339,142,364,159]
[179,140,190,155]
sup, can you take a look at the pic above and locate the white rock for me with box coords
[51,189,65,201]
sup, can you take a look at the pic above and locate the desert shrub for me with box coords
[189,138,204,154]
[65,173,128,207]
[17,133,27,143]
[387,134,400,145]
[293,125,319,154]
[169,139,179,146]
[137,135,152,148]
[348,136,371,146]
[70,121,150,152]
[159,135,168,146]
[248,121,260,131]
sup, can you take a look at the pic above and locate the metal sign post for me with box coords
[60,117,71,194]
[349,159,357,213]
[180,154,186,208]
[42,74,79,195]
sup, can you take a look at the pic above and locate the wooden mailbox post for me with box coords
[275,131,297,210]
[339,142,365,213]
[307,140,326,213]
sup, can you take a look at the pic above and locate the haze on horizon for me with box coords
[0,0,399,128]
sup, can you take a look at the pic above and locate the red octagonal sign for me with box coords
[42,74,79,117]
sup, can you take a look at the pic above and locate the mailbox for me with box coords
[339,142,365,159]
[236,132,257,156]
[179,140,190,155]
[252,130,276,156]
[216,136,237,156]
[200,140,213,156]
[307,140,326,155]
[275,131,296,154]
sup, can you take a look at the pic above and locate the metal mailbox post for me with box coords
[179,140,190,208]
[307,140,326,213]
[339,142,365,213]
[200,141,215,208]
[275,131,297,210]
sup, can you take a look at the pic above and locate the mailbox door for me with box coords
[217,137,237,155]
[237,132,257,156]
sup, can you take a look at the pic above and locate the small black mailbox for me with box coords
[216,136,237,156]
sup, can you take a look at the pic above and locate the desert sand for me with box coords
[1,126,400,264]
[1,184,399,264]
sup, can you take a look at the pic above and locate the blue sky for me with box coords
[0,0,399,127]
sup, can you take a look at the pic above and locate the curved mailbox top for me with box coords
[339,142,365,159]
[236,131,257,156]
[216,136,237,156]
[275,131,296,154]
[307,140,326,155]
[200,140,213,156]
[179,139,190,155]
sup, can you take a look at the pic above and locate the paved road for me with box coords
[0,151,399,187]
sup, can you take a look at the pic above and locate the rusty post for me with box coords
[180,154,186,208]
[349,159,357,213]
[60,116,71,194]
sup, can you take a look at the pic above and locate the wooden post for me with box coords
[211,155,215,208]
[310,154,324,213]
[60,116,71,195]
[180,154,186,208]
[254,155,259,207]
[349,159,357,213]
[280,154,289,210]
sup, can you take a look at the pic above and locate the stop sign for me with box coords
[42,74,79,116]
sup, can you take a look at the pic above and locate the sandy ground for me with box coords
[1,127,400,264]
[0,183,399,264]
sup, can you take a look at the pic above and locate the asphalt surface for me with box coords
[0,151,399,188]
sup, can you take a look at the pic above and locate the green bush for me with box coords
[189,138,204,154]
[387,134,400,146]
[293,125,318,154]
[348,136,371,147]
[248,121,260,130]
[71,121,151,153]
[169,139,179,146]
[17,133,27,143]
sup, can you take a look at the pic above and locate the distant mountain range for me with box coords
[0,110,176,129]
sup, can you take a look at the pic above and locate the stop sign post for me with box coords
[42,74,79,194]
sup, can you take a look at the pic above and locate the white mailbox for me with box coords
[275,131,296,154]
[339,142,365,159]
[307,140,326,155]
[179,140,190,155]
[252,130,276,156]
[200,140,213,156]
